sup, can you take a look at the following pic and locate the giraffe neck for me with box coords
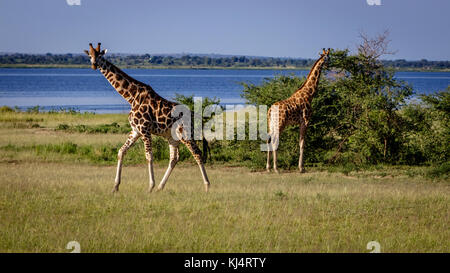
[294,56,326,100]
[97,57,150,105]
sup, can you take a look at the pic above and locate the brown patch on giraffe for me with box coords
[129,85,137,96]
[143,112,152,121]
[122,80,129,89]
[158,116,166,124]
[162,107,170,115]
[150,99,157,109]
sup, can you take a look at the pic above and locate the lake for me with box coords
[0,68,449,113]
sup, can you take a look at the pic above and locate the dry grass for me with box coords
[0,162,448,253]
[0,111,448,252]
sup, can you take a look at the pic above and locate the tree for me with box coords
[328,31,413,163]
[240,31,414,168]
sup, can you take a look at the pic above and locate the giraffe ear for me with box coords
[100,49,108,55]
[84,50,90,56]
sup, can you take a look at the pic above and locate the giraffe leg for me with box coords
[273,149,279,174]
[299,124,307,173]
[271,133,279,174]
[181,139,210,192]
[142,136,157,193]
[266,134,272,172]
[113,130,140,193]
[156,140,180,192]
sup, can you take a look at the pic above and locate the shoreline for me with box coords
[1,64,449,72]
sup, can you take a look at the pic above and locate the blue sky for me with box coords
[0,0,449,60]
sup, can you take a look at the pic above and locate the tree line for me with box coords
[172,33,449,176]
[0,53,449,70]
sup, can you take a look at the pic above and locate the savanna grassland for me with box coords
[0,110,448,253]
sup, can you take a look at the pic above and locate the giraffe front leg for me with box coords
[142,136,156,193]
[271,133,280,174]
[266,135,272,172]
[156,140,180,192]
[113,130,140,193]
[273,149,279,174]
[298,124,307,173]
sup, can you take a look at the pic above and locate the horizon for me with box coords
[1,51,448,62]
[0,0,449,61]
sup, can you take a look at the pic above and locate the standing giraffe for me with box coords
[84,43,210,192]
[266,48,330,173]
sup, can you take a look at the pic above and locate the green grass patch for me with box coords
[0,111,448,252]
[56,122,132,134]
[0,162,448,252]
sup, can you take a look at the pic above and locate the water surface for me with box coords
[0,68,448,113]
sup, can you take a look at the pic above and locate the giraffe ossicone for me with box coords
[84,42,210,193]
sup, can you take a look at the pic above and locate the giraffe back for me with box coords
[128,85,181,137]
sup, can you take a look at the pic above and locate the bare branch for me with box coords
[358,30,398,59]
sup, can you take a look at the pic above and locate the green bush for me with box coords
[0,106,15,113]
[238,47,427,169]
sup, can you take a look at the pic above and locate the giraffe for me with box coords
[84,43,210,193]
[266,48,330,173]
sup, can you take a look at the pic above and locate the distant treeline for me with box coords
[0,53,449,70]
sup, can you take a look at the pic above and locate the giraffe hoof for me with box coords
[204,184,210,193]
[112,188,119,194]
[299,168,306,173]
[274,169,280,174]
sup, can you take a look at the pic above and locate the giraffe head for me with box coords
[320,48,330,59]
[319,48,331,68]
[84,43,107,70]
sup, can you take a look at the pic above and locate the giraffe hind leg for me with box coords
[181,139,210,192]
[142,136,157,193]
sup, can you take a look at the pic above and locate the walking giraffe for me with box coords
[266,48,330,173]
[84,43,210,192]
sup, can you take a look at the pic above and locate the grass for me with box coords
[0,162,448,253]
[0,110,448,252]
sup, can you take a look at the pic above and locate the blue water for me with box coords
[0,68,448,113]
